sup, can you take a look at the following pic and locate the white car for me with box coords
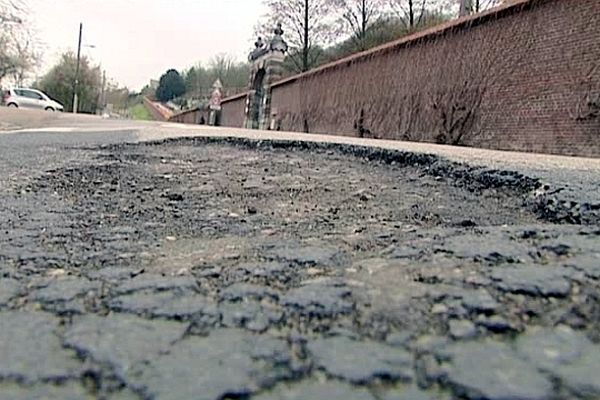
[2,88,64,112]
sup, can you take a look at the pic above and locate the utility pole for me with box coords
[72,22,82,114]
[99,69,106,114]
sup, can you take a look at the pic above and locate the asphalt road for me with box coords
[1,108,599,400]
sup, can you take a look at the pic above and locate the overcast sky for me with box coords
[29,0,266,90]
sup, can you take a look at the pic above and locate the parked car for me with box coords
[2,88,64,111]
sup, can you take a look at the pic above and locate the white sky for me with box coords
[28,0,266,90]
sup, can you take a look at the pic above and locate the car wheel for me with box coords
[7,103,18,108]
[45,107,55,112]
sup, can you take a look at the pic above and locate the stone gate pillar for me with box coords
[209,79,223,126]
[244,24,288,130]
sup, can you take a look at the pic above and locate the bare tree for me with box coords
[209,54,236,82]
[0,0,23,24]
[0,0,38,86]
[10,35,38,85]
[208,54,250,94]
[262,0,333,72]
[388,0,430,29]
[459,0,502,16]
[331,0,385,51]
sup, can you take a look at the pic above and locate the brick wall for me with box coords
[142,97,170,122]
[169,108,210,124]
[221,93,247,128]
[222,0,600,157]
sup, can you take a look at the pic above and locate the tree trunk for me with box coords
[459,0,472,16]
[303,0,309,72]
[361,0,367,49]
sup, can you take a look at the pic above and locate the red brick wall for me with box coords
[260,0,599,157]
[221,95,246,128]
[169,108,210,124]
[143,97,170,122]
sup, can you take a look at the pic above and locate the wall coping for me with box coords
[221,0,538,102]
[169,106,207,118]
[221,91,249,104]
[143,97,171,121]
[271,0,536,88]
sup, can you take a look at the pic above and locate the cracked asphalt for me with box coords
[0,114,599,400]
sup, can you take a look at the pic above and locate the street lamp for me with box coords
[72,23,82,114]
[72,23,96,114]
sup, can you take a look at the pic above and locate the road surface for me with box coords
[1,108,599,399]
